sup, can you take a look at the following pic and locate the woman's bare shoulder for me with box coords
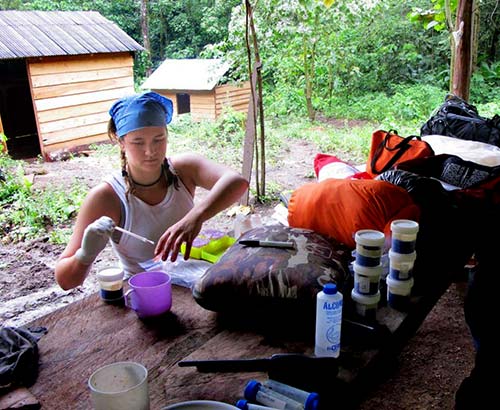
[80,182,121,220]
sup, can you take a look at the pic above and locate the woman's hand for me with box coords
[75,216,116,265]
[154,213,202,262]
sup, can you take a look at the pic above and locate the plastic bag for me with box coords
[139,258,211,289]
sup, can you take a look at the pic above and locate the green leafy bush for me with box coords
[0,154,87,243]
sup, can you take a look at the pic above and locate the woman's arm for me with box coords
[155,153,248,261]
[55,183,121,290]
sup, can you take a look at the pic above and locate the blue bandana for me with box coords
[109,92,173,137]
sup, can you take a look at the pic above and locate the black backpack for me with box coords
[420,94,500,147]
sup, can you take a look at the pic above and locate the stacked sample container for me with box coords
[386,219,419,311]
[351,229,385,320]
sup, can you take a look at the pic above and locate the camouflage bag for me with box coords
[192,224,353,314]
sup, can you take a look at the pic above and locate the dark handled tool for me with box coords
[178,353,338,374]
[238,240,295,249]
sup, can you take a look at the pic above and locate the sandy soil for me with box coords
[0,137,474,409]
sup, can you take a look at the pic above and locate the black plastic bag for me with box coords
[0,326,47,392]
[377,169,473,291]
[420,94,500,147]
[376,168,454,210]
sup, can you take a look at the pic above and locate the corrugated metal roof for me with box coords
[142,59,231,91]
[0,10,144,59]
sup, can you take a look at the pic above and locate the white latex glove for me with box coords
[75,216,115,265]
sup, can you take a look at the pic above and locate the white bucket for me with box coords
[351,289,380,320]
[388,250,417,280]
[353,263,383,295]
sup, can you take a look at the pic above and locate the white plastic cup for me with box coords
[88,361,150,410]
[354,229,385,267]
[350,289,380,321]
[386,276,414,311]
[390,219,419,254]
[96,267,124,304]
[388,250,417,280]
[353,263,383,295]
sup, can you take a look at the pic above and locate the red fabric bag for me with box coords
[366,129,434,177]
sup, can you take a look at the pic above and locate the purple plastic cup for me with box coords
[124,271,172,318]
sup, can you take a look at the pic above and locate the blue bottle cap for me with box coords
[305,393,320,410]
[236,399,249,410]
[323,283,337,295]
[244,380,262,401]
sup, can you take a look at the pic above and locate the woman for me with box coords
[55,92,248,290]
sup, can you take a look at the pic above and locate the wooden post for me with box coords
[452,0,474,100]
[239,63,260,205]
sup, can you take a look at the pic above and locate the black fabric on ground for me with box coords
[0,326,47,393]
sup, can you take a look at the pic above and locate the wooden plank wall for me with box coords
[28,53,136,156]
[154,83,250,123]
[190,90,216,121]
[153,89,217,122]
[215,81,251,118]
[155,91,178,116]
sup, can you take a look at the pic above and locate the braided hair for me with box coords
[107,118,179,200]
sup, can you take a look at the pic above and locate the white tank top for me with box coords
[105,161,194,276]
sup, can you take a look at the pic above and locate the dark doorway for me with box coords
[0,60,40,159]
[176,93,191,115]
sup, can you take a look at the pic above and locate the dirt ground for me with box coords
[0,136,474,409]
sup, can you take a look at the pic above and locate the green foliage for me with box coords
[167,109,247,169]
[470,61,500,103]
[0,0,22,10]
[0,154,86,243]
[408,0,458,32]
[0,154,31,203]
[1,183,86,243]
[249,180,283,204]
[14,0,499,114]
[0,132,6,153]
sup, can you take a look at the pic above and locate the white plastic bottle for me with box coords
[314,283,343,358]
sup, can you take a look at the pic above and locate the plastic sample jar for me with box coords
[354,229,385,267]
[96,267,124,304]
[390,219,419,254]
[350,289,380,321]
[389,250,417,280]
[263,379,319,410]
[386,276,414,311]
[353,263,383,295]
[244,380,304,410]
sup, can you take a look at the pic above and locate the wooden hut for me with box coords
[0,10,144,159]
[142,59,251,122]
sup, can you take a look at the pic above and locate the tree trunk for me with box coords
[304,39,316,122]
[247,7,266,197]
[452,0,474,100]
[140,0,152,76]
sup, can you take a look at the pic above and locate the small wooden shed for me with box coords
[142,59,251,122]
[0,10,144,159]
